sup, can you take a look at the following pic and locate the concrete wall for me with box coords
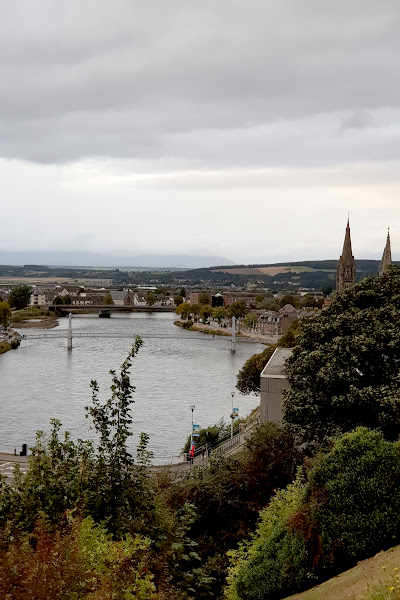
[260,347,293,423]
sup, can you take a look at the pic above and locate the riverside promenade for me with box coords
[0,452,28,481]
[0,410,261,480]
[174,320,278,345]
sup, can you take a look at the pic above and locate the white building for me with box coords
[260,348,293,423]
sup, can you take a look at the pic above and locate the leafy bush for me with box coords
[225,474,308,600]
[226,428,400,600]
[172,424,302,599]
[0,514,157,599]
[236,346,276,395]
[307,428,400,573]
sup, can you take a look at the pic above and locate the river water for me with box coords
[0,313,264,462]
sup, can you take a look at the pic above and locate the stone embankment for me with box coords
[0,329,22,355]
[174,319,278,344]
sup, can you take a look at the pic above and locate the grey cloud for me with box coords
[341,112,373,130]
[1,1,400,164]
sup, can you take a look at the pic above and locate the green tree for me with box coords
[227,301,246,319]
[103,292,114,305]
[85,337,146,533]
[180,287,186,298]
[8,284,32,310]
[174,295,184,306]
[236,345,276,395]
[53,295,63,305]
[190,303,201,321]
[284,266,400,447]
[212,306,227,323]
[0,301,11,327]
[300,294,318,308]
[243,313,258,329]
[176,302,191,319]
[260,297,280,311]
[320,285,333,297]
[199,293,210,305]
[62,294,71,304]
[200,304,213,322]
[146,292,156,307]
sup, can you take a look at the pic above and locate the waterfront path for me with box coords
[179,321,279,344]
[0,452,28,481]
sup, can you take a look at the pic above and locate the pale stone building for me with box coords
[379,229,392,276]
[260,347,293,423]
[336,219,356,293]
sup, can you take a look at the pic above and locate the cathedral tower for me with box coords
[336,218,356,293]
[379,229,392,276]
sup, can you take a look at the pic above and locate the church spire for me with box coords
[379,228,392,276]
[336,218,356,293]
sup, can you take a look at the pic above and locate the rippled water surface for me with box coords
[0,313,264,462]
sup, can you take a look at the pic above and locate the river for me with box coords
[0,312,264,462]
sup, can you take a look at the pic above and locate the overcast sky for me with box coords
[1,0,400,265]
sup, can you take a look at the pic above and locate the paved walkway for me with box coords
[0,453,28,481]
[185,321,278,344]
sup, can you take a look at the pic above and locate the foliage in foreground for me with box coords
[284,265,400,447]
[0,515,156,599]
[168,423,303,599]
[0,339,209,599]
[225,428,400,600]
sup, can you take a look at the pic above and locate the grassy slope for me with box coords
[284,545,400,600]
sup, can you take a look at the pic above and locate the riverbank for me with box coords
[11,306,59,329]
[173,319,278,344]
[0,330,22,355]
[13,318,59,329]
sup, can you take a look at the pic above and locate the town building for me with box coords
[379,229,392,276]
[260,347,293,423]
[223,292,256,309]
[336,218,356,293]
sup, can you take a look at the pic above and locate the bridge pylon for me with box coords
[67,313,73,350]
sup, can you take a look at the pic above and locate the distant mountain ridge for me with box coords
[0,251,235,270]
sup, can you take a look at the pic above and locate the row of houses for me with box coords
[189,292,257,309]
[255,304,316,337]
[28,286,175,308]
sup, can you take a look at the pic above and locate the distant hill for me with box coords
[155,260,399,290]
[0,251,235,270]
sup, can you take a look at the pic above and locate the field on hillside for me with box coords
[212,265,336,276]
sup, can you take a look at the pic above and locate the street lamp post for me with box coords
[190,405,195,446]
[230,392,235,439]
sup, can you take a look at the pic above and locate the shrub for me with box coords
[0,514,156,599]
[226,428,400,600]
[225,474,308,600]
[307,428,400,574]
